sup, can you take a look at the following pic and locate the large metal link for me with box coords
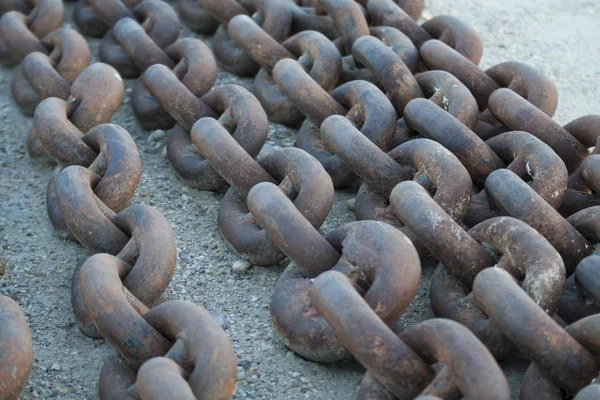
[2,0,600,398]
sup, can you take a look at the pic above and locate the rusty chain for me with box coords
[1,0,600,399]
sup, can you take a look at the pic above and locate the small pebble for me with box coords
[232,260,251,275]
[346,198,356,211]
[147,129,166,143]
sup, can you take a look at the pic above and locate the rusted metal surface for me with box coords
[262,212,421,361]
[466,131,568,226]
[29,62,124,164]
[342,27,419,86]
[474,268,599,396]
[368,0,482,63]
[133,37,216,130]
[54,124,141,253]
[485,168,591,273]
[170,84,268,189]
[278,76,397,187]
[0,0,63,65]
[3,0,600,398]
[98,0,179,78]
[229,16,341,125]
[0,294,34,400]
[179,0,218,34]
[93,295,237,399]
[311,271,509,399]
[213,146,333,265]
[11,27,90,114]
[489,89,589,173]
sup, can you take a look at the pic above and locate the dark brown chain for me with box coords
[1,0,600,399]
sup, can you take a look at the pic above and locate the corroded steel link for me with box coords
[213,25,261,77]
[521,312,600,399]
[468,218,566,315]
[556,212,600,323]
[367,0,430,48]
[404,97,505,185]
[132,38,217,130]
[78,255,238,399]
[485,61,558,116]
[250,186,420,361]
[318,0,369,54]
[208,0,294,76]
[52,125,141,250]
[287,2,336,38]
[196,0,249,24]
[228,16,341,125]
[474,267,598,395]
[179,0,219,34]
[564,114,600,149]
[391,181,493,285]
[354,0,424,21]
[309,270,430,395]
[391,182,567,357]
[429,266,516,360]
[465,131,569,226]
[136,358,197,400]
[72,204,176,338]
[485,169,592,273]
[392,70,479,147]
[80,254,170,363]
[420,41,558,118]
[341,26,419,85]
[486,132,568,209]
[0,294,33,400]
[73,0,139,37]
[562,153,600,216]
[273,58,346,125]
[12,28,90,115]
[558,273,600,325]
[399,319,510,399]
[165,85,268,189]
[322,117,471,230]
[99,0,180,78]
[419,40,497,110]
[98,301,236,400]
[573,255,600,309]
[143,64,217,133]
[489,88,590,173]
[73,0,141,38]
[368,0,482,63]
[0,0,63,65]
[73,0,110,38]
[556,115,600,215]
[311,272,510,399]
[273,66,397,187]
[396,0,423,20]
[420,15,483,64]
[28,63,124,163]
[246,181,338,275]
[213,146,333,265]
[86,0,138,27]
[351,35,423,114]
[567,206,600,244]
[0,0,29,15]
[188,114,270,194]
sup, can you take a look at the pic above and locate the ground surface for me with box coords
[0,0,599,399]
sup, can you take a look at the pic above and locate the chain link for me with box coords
[1,0,600,399]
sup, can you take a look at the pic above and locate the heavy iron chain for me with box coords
[1,0,600,399]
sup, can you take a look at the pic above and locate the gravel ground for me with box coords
[1,0,599,399]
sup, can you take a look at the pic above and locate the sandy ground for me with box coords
[1,0,599,399]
